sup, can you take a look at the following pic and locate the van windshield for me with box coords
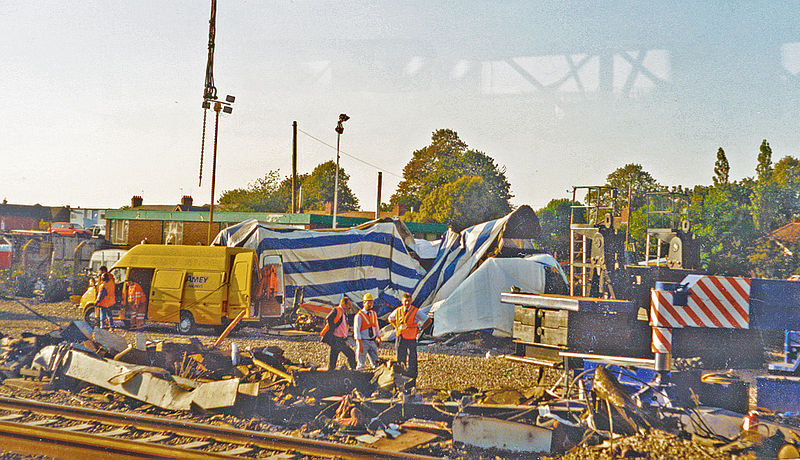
[111,267,126,283]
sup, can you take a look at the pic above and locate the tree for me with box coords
[301,161,359,212]
[713,147,730,187]
[218,170,287,212]
[536,199,579,261]
[751,154,800,233]
[756,139,773,182]
[774,156,800,188]
[602,163,661,210]
[413,176,498,231]
[748,238,800,279]
[218,161,360,213]
[689,182,756,275]
[391,129,512,224]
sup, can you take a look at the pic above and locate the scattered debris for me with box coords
[3,313,800,458]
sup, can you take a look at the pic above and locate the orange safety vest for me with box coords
[358,309,378,331]
[97,280,116,308]
[395,305,419,340]
[320,305,344,338]
[126,282,145,304]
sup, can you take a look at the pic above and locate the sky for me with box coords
[2,1,800,212]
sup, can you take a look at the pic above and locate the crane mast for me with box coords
[199,0,217,186]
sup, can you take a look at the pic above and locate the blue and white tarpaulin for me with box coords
[411,208,531,310]
[215,207,546,333]
[214,219,427,316]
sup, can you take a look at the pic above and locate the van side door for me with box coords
[255,254,284,318]
[148,269,186,323]
[228,252,255,320]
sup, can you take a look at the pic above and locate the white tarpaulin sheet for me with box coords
[429,254,565,337]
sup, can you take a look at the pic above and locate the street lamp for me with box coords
[205,94,235,244]
[332,113,349,229]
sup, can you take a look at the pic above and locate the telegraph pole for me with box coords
[292,121,298,213]
[376,172,382,219]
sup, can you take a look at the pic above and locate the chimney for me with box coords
[393,203,410,216]
[181,195,193,208]
[131,196,143,208]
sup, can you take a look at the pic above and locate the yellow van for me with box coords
[79,244,284,334]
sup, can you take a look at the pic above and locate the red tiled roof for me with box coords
[770,222,800,244]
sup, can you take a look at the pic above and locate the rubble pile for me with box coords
[3,322,800,457]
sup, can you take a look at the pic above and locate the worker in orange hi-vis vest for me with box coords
[320,296,357,371]
[124,280,147,330]
[354,293,381,369]
[95,272,115,330]
[257,265,279,298]
[387,292,430,389]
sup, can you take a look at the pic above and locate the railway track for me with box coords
[0,396,439,459]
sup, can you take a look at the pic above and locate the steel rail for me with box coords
[0,420,230,459]
[0,396,438,460]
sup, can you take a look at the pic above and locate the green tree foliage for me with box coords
[392,129,512,229]
[774,156,800,188]
[772,156,800,223]
[602,163,661,210]
[302,160,359,212]
[218,170,287,212]
[689,183,756,275]
[218,161,359,213]
[748,238,800,279]
[411,176,498,231]
[712,147,730,187]
[751,138,800,232]
[536,199,579,261]
[751,180,788,233]
[756,139,773,182]
[626,206,650,256]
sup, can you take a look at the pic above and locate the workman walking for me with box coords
[354,293,381,369]
[124,280,147,329]
[320,296,357,371]
[95,272,115,329]
[388,293,428,388]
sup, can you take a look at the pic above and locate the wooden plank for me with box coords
[538,309,568,329]
[512,323,535,343]
[371,429,438,452]
[537,326,568,346]
[514,306,536,325]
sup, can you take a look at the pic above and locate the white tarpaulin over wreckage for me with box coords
[213,219,427,316]
[429,254,567,337]
[410,205,543,311]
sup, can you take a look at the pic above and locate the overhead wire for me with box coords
[296,128,403,179]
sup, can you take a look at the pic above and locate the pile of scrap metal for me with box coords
[5,325,800,456]
[0,321,327,414]
[303,359,800,456]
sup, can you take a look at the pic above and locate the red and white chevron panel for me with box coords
[651,326,672,353]
[650,276,751,329]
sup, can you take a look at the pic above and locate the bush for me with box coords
[43,278,69,302]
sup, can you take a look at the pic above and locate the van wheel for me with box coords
[84,306,98,327]
[177,311,196,335]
